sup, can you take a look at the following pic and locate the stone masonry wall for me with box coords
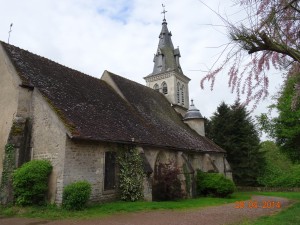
[145,71,189,109]
[63,140,117,203]
[0,44,33,205]
[30,90,68,204]
[0,117,31,204]
[0,45,19,182]
[190,152,226,174]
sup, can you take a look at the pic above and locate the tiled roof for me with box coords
[104,72,225,153]
[1,41,225,153]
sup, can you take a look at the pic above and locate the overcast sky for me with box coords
[0,0,283,120]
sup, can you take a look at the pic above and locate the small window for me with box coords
[162,82,168,94]
[153,83,159,91]
[104,151,116,190]
[177,82,180,103]
[181,85,185,104]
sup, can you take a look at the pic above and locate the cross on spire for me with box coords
[8,23,13,44]
[161,4,167,21]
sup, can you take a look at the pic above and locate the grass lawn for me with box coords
[0,191,299,224]
[0,192,251,220]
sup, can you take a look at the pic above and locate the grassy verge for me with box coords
[0,192,251,220]
[237,192,300,225]
[1,192,298,222]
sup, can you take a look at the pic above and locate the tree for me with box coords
[258,70,300,162]
[275,72,300,161]
[205,102,232,144]
[200,0,300,109]
[209,101,265,186]
[258,141,292,187]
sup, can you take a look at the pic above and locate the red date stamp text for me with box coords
[234,200,281,209]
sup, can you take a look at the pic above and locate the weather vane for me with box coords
[161,4,167,20]
[8,23,13,44]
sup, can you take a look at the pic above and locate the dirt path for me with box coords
[0,196,293,225]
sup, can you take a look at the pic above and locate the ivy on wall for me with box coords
[116,145,144,201]
[0,144,15,204]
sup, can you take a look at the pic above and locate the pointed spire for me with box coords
[151,5,183,75]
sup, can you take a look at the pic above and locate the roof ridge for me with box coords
[106,70,162,94]
[0,40,100,82]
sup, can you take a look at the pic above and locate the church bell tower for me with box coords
[144,5,190,113]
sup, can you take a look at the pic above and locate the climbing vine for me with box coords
[0,144,15,203]
[116,145,144,201]
[0,144,15,187]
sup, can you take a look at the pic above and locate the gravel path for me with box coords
[0,196,293,225]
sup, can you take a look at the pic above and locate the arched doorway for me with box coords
[152,151,182,201]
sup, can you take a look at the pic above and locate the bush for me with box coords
[196,170,235,197]
[12,160,52,205]
[257,141,300,188]
[270,164,300,188]
[117,146,144,201]
[152,163,183,201]
[62,181,91,210]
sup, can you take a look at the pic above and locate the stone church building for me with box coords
[0,16,231,204]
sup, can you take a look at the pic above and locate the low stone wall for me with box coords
[237,186,300,192]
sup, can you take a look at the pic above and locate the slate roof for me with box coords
[150,18,184,77]
[1,41,225,153]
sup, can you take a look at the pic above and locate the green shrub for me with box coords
[12,160,52,205]
[196,170,235,197]
[257,142,300,188]
[62,181,91,210]
[152,163,183,201]
[117,146,144,201]
[271,165,300,188]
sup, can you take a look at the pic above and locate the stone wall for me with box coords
[0,45,20,181]
[145,71,189,109]
[0,117,31,204]
[189,152,226,174]
[237,186,300,192]
[144,147,222,183]
[0,44,33,204]
[30,90,68,204]
[143,147,200,198]
[63,140,117,203]
[183,119,205,136]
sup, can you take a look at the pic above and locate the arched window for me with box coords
[153,83,159,91]
[181,84,185,104]
[162,82,168,94]
[177,82,180,103]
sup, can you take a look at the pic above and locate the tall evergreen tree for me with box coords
[209,101,265,186]
[208,102,232,150]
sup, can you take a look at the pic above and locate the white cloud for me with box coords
[0,0,283,121]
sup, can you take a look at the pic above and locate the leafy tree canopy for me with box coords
[258,141,300,188]
[257,70,300,162]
